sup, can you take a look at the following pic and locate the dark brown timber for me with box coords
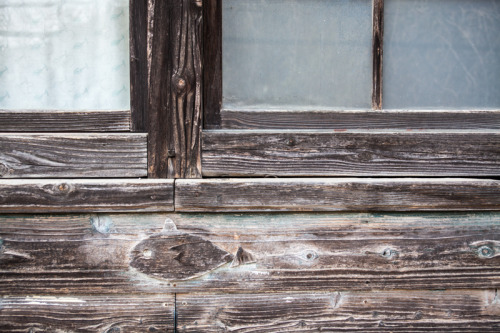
[203,0,223,128]
[0,110,130,132]
[220,110,500,130]
[177,291,500,332]
[0,179,173,213]
[0,295,175,332]
[372,0,384,109]
[148,0,202,178]
[1,213,500,294]
[130,0,149,131]
[202,130,500,177]
[175,178,500,212]
[0,133,147,178]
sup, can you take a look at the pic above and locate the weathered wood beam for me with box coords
[1,213,499,294]
[0,110,131,132]
[0,295,174,332]
[0,133,147,178]
[175,178,500,212]
[177,290,500,332]
[220,110,500,130]
[148,0,202,178]
[202,130,500,176]
[0,179,173,213]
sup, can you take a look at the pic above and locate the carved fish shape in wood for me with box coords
[130,231,233,281]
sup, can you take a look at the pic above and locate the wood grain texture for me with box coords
[0,295,174,332]
[177,290,500,332]
[148,0,202,178]
[175,178,500,212]
[1,212,499,294]
[130,0,148,131]
[372,0,384,109]
[0,133,147,178]
[203,0,222,128]
[202,130,500,176]
[0,110,130,132]
[220,110,500,130]
[0,179,173,213]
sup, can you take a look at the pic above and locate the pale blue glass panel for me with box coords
[384,0,500,109]
[223,0,372,110]
[0,0,130,110]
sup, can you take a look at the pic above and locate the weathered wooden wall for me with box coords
[1,0,500,331]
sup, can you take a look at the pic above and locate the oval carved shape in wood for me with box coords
[130,232,233,280]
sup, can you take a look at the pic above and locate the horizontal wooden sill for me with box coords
[0,109,131,132]
[0,133,147,178]
[202,130,500,177]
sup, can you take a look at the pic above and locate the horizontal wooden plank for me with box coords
[1,213,499,294]
[0,110,131,132]
[0,133,147,178]
[220,109,500,130]
[202,130,500,176]
[177,290,500,332]
[176,178,500,212]
[0,295,174,332]
[0,179,174,212]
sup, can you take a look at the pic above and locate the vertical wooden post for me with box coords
[203,0,222,129]
[147,0,203,178]
[372,0,384,110]
[130,0,148,131]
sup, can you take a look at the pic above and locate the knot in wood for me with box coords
[174,76,188,93]
[381,248,398,259]
[478,245,494,258]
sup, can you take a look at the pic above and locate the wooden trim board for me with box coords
[0,179,174,213]
[0,110,131,132]
[176,178,500,212]
[202,130,500,176]
[0,133,147,178]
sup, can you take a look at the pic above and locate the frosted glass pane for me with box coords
[384,0,500,109]
[223,0,372,110]
[0,0,130,110]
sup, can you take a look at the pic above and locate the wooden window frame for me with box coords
[197,0,500,178]
[203,0,500,130]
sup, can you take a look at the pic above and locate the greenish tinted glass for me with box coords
[384,0,500,109]
[222,0,372,110]
[0,0,130,110]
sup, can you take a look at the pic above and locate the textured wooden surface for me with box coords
[130,0,148,132]
[0,295,174,332]
[219,110,500,130]
[0,133,147,178]
[147,0,202,178]
[1,213,499,294]
[175,178,500,212]
[0,110,130,132]
[202,130,500,176]
[203,0,222,128]
[0,179,173,213]
[177,290,500,332]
